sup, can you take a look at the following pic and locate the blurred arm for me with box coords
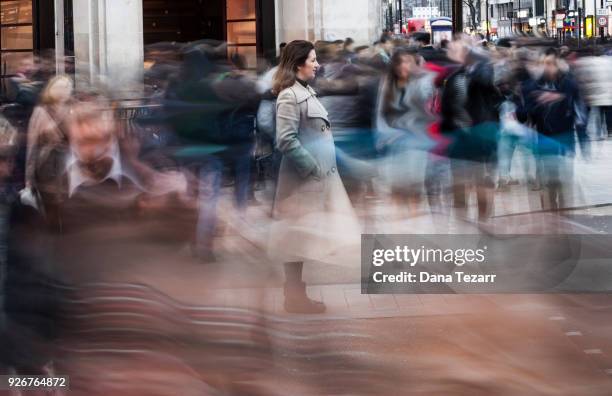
[373,78,406,150]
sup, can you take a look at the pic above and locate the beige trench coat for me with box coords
[268,81,361,266]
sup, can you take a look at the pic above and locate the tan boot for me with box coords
[283,281,326,314]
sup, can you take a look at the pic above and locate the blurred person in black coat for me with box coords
[441,37,502,220]
[521,48,587,210]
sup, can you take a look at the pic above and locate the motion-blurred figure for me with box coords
[0,114,18,331]
[23,76,74,224]
[164,45,232,262]
[441,37,501,221]
[375,47,436,215]
[522,48,587,210]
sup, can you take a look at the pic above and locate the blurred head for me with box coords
[412,32,431,47]
[16,56,36,77]
[495,38,514,57]
[230,52,247,70]
[390,47,422,82]
[382,47,423,117]
[541,48,560,80]
[496,38,514,49]
[40,75,74,107]
[181,47,215,81]
[447,36,470,64]
[272,40,318,94]
[379,35,393,53]
[344,37,355,52]
[333,39,344,52]
[67,102,117,180]
[313,41,332,63]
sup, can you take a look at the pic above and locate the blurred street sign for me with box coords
[556,13,565,28]
[597,16,608,27]
[596,8,608,16]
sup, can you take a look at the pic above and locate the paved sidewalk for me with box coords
[206,284,612,320]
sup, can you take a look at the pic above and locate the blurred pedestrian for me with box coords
[375,47,437,215]
[23,75,74,225]
[441,37,501,220]
[0,115,18,329]
[522,48,587,210]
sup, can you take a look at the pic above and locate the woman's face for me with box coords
[394,54,418,81]
[296,49,319,81]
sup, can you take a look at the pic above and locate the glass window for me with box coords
[226,0,256,20]
[1,51,33,75]
[1,25,33,50]
[226,21,256,45]
[229,45,257,69]
[0,26,33,50]
[0,0,32,24]
[226,0,257,70]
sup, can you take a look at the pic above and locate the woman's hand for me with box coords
[310,164,323,181]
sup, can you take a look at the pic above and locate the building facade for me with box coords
[2,0,610,97]
[488,0,537,38]
[1,0,383,99]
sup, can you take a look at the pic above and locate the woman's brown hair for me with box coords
[382,47,422,117]
[272,40,314,95]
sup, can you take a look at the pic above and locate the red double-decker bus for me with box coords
[406,18,427,33]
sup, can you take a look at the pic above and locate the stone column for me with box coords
[275,0,310,46]
[319,0,381,44]
[73,0,144,98]
[275,0,382,48]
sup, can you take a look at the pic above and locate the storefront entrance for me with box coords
[142,0,275,68]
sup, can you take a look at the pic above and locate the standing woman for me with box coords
[270,40,360,314]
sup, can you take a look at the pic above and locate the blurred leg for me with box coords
[498,133,517,188]
[195,157,222,262]
[576,126,590,160]
[234,143,253,212]
[476,162,495,221]
[603,106,612,136]
[558,152,575,210]
[425,154,451,213]
[451,159,468,210]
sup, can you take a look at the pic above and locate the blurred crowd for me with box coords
[1,34,612,241]
[0,31,612,393]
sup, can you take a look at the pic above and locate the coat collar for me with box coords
[290,80,317,103]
